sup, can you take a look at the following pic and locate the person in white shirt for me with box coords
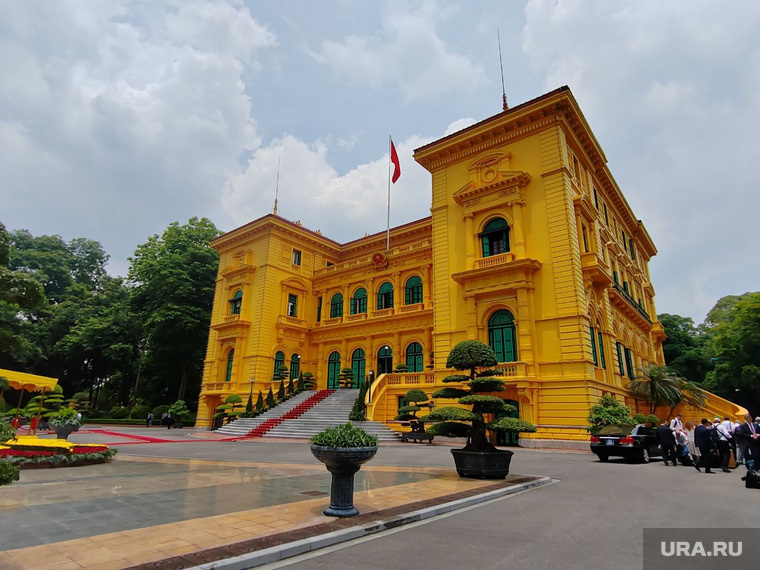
[714,417,732,472]
[669,414,684,433]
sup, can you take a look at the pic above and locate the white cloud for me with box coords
[522,0,760,320]
[308,0,486,102]
[222,133,435,242]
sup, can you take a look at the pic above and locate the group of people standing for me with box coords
[656,413,760,474]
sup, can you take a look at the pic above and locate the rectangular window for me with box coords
[292,249,302,266]
[330,297,343,318]
[598,330,606,369]
[593,187,599,210]
[624,348,634,379]
[616,343,625,375]
[581,224,589,253]
[603,203,609,226]
[287,294,298,317]
[316,296,322,322]
[326,261,334,267]
[590,326,598,366]
[629,239,635,261]
[622,230,627,251]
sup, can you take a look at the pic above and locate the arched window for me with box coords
[327,351,341,389]
[229,290,243,315]
[351,288,367,315]
[405,342,423,372]
[480,218,510,258]
[225,349,235,382]
[351,348,366,387]
[488,310,517,362]
[290,353,301,379]
[377,282,394,310]
[330,293,343,318]
[273,351,285,381]
[404,276,423,305]
[377,345,393,375]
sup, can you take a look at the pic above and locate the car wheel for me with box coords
[597,453,609,462]
[640,448,650,463]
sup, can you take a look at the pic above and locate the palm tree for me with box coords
[665,379,709,419]
[626,365,682,415]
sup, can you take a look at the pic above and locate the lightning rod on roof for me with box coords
[498,30,508,111]
[273,156,280,216]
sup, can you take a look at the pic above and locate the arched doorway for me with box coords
[488,310,517,362]
[377,346,393,375]
[327,351,341,389]
[405,342,423,372]
[351,348,366,389]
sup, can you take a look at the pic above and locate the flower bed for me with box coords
[0,436,116,468]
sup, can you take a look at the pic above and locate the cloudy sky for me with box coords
[1,0,758,323]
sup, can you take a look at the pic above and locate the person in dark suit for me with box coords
[735,413,760,468]
[694,418,716,473]
[656,421,678,466]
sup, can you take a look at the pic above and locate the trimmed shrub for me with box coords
[130,405,151,420]
[109,406,130,420]
[0,461,20,486]
[152,405,170,418]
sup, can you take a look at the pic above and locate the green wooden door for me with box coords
[351,349,365,389]
[327,352,341,389]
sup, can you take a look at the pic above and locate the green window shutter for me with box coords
[616,343,625,375]
[225,349,234,382]
[273,351,285,381]
[598,330,606,369]
[590,326,598,366]
[330,294,343,318]
[624,348,634,379]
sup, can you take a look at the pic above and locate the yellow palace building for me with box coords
[197,86,743,447]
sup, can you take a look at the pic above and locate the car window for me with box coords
[635,426,653,436]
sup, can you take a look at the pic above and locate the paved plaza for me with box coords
[1,426,757,569]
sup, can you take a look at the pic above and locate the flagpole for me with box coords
[386,136,391,251]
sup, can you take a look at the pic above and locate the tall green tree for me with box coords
[658,313,712,384]
[704,292,760,413]
[0,222,46,354]
[626,365,683,415]
[128,217,220,403]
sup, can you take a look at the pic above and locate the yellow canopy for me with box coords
[0,368,59,392]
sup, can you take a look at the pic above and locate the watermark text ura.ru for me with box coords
[661,541,742,557]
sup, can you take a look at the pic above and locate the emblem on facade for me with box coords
[372,252,388,270]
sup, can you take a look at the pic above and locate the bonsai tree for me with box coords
[394,363,409,373]
[276,364,289,382]
[302,372,316,390]
[394,389,430,422]
[632,413,660,426]
[225,393,243,413]
[587,394,634,434]
[426,340,536,451]
[167,400,192,426]
[338,367,354,389]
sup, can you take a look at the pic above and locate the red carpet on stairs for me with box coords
[221,389,335,441]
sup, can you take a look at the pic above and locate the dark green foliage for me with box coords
[445,340,498,373]
[152,405,170,418]
[428,340,535,451]
[277,379,285,401]
[168,400,191,421]
[394,364,408,372]
[129,405,151,420]
[587,395,634,434]
[266,387,275,408]
[0,419,15,443]
[310,422,378,448]
[632,413,660,425]
[255,391,264,412]
[287,375,295,395]
[432,387,469,399]
[224,394,243,412]
[297,373,305,392]
[338,367,354,389]
[659,313,712,384]
[0,461,20,486]
[403,389,429,403]
[442,375,470,383]
[487,417,538,433]
[348,380,370,421]
[109,406,130,419]
[245,393,253,414]
[302,372,315,390]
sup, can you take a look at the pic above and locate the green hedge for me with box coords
[83,418,195,427]
[0,461,20,486]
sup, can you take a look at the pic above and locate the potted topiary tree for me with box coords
[49,408,82,440]
[167,400,192,429]
[338,367,354,389]
[302,371,316,390]
[426,340,536,479]
[310,423,378,517]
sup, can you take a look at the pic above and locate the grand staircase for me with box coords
[215,389,401,441]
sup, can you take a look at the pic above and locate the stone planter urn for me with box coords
[310,445,378,517]
[52,424,80,440]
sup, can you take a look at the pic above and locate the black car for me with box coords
[590,424,663,463]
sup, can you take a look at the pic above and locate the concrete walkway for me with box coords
[0,428,548,569]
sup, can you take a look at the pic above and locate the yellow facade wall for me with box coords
[197,86,741,445]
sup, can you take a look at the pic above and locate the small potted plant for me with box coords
[310,423,378,517]
[49,408,82,440]
[426,340,536,479]
[167,400,192,429]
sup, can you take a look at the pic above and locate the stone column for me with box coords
[464,214,475,269]
[511,202,526,258]
[465,295,477,339]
